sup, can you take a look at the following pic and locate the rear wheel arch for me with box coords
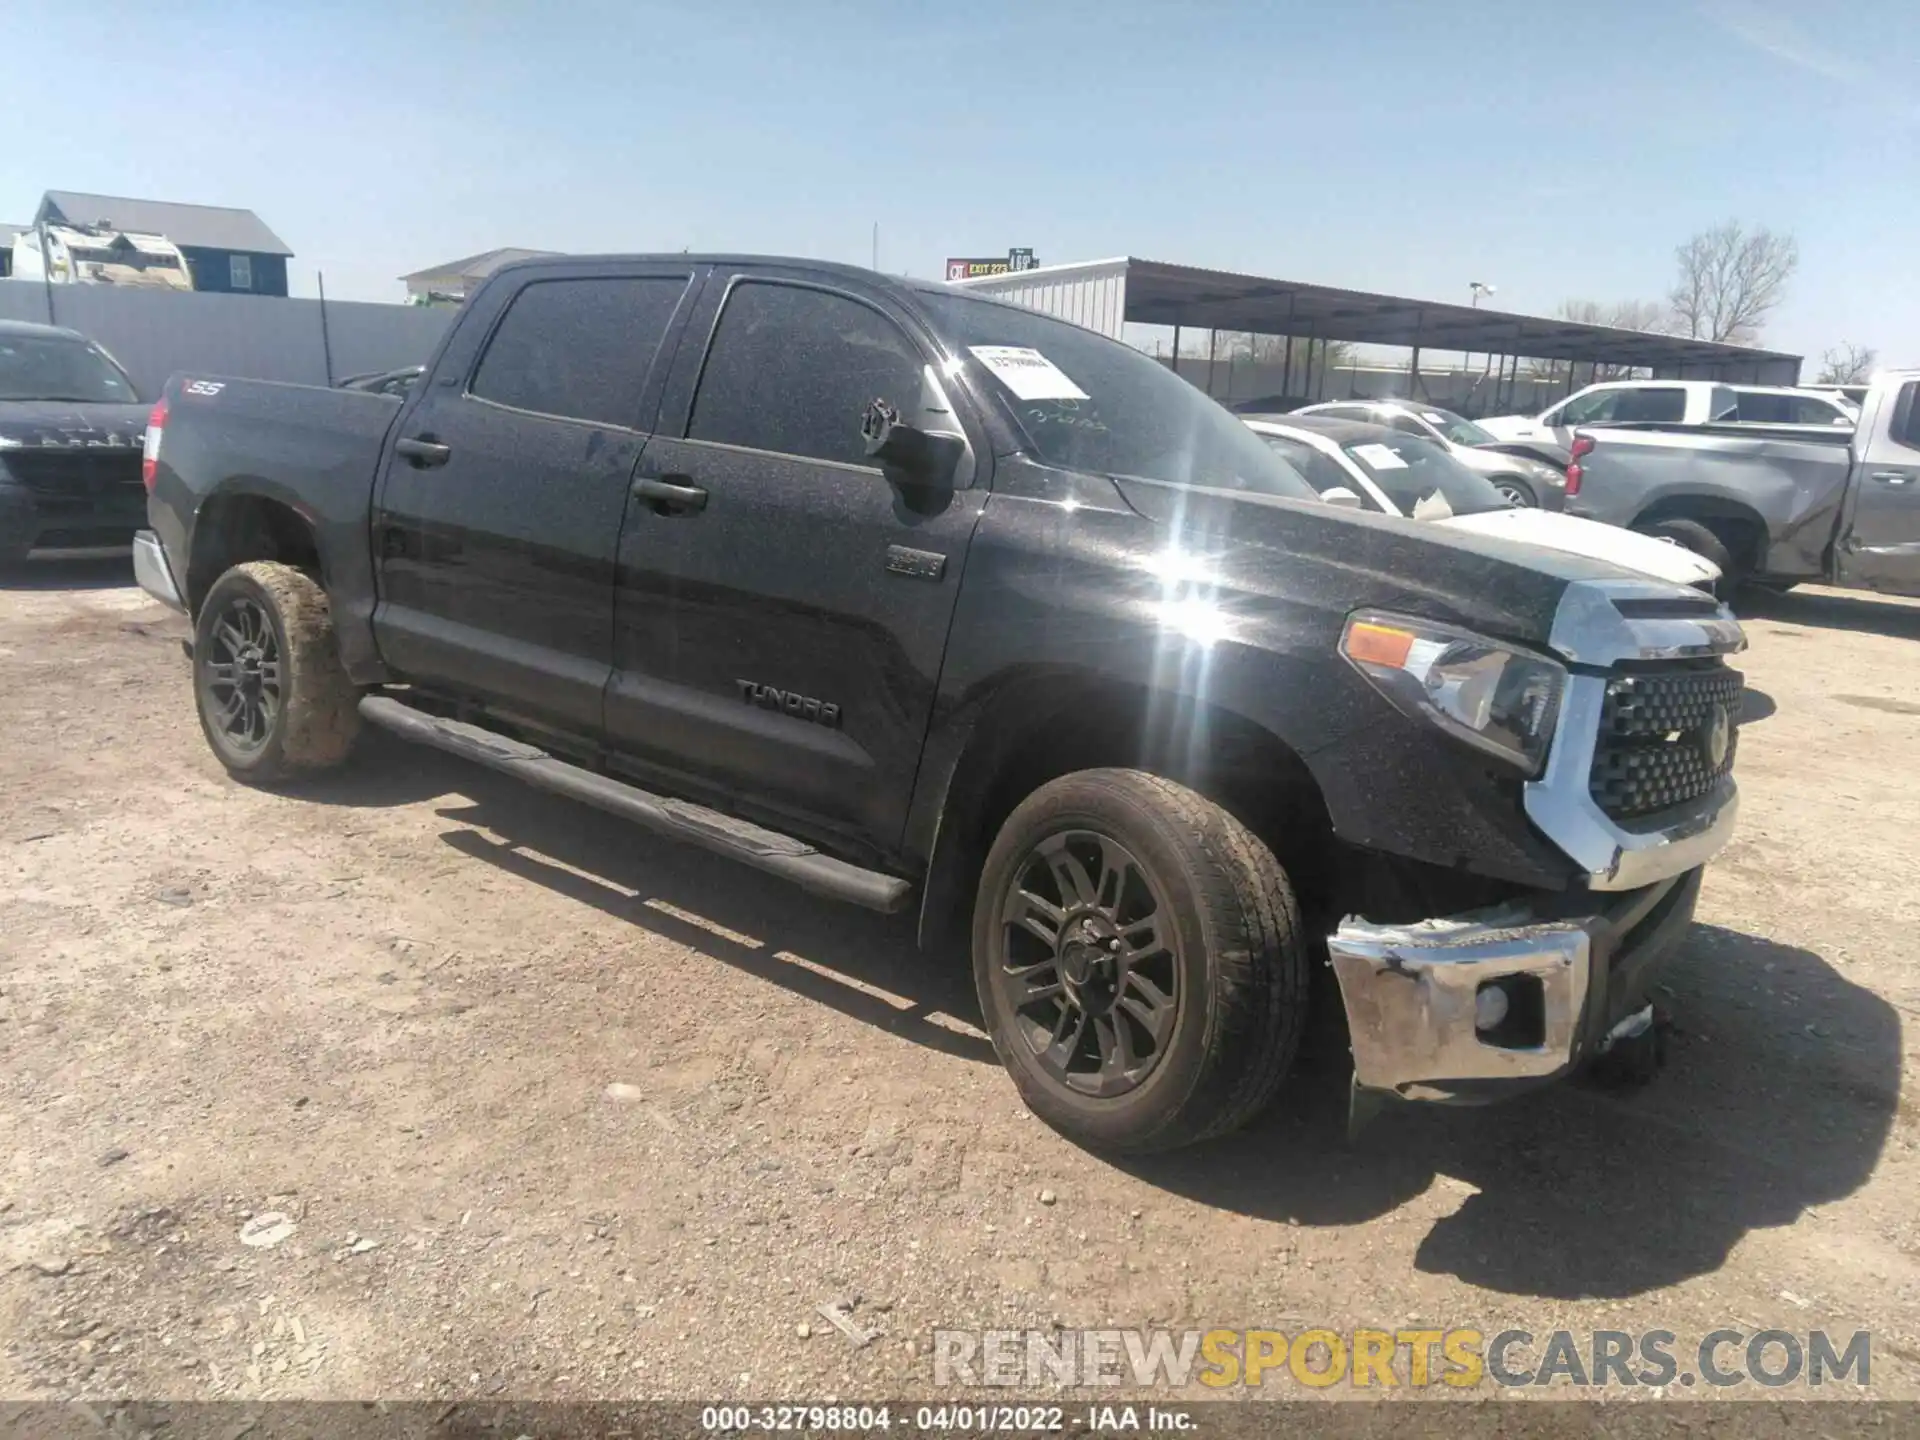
[186,489,325,616]
[1629,495,1767,577]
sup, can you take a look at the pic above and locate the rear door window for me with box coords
[470,276,690,428]
[688,282,926,467]
[1552,390,1621,426]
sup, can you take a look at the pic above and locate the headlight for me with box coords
[1339,611,1566,775]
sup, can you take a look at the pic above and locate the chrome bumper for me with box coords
[132,529,185,612]
[1329,869,1701,1102]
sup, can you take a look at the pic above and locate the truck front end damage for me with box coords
[1328,577,1745,1105]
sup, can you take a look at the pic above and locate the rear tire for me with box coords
[972,768,1308,1153]
[1635,518,1735,583]
[193,561,360,784]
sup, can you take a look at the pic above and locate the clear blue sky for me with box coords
[6,0,1915,365]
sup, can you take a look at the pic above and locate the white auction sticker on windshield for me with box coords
[1422,412,1449,424]
[1353,442,1409,470]
[969,346,1089,401]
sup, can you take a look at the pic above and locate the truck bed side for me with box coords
[148,376,403,682]
[1571,427,1854,580]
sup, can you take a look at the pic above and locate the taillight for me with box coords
[141,397,167,492]
[1565,433,1594,499]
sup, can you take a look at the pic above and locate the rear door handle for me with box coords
[395,436,451,468]
[633,474,709,515]
[1869,471,1914,486]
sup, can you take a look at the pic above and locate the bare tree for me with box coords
[1220,332,1355,372]
[1817,342,1877,384]
[1669,223,1799,344]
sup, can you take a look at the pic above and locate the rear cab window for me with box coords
[469,275,691,427]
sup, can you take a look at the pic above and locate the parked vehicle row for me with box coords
[1563,369,1920,596]
[1243,414,1721,590]
[1479,378,1858,448]
[131,254,1747,1155]
[1288,399,1570,508]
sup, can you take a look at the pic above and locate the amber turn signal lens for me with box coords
[1342,621,1416,669]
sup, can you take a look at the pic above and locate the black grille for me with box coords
[1590,665,1743,820]
[3,448,143,502]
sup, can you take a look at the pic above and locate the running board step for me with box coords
[357,695,914,914]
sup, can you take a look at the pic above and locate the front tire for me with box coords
[972,769,1308,1153]
[1491,475,1538,507]
[193,561,360,784]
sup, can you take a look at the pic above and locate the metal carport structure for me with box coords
[950,256,1803,407]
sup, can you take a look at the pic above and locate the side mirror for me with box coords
[1320,485,1364,510]
[862,398,962,490]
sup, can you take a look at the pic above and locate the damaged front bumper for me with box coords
[1328,867,1702,1103]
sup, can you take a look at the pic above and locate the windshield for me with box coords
[1257,433,1362,496]
[0,334,141,404]
[921,294,1316,501]
[1338,434,1511,518]
[1413,406,1497,446]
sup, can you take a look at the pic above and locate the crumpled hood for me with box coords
[0,400,151,450]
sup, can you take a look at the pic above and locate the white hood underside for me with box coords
[1438,506,1722,587]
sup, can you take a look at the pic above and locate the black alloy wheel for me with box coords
[991,828,1182,1098]
[199,593,282,756]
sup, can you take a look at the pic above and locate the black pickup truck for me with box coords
[133,254,1748,1152]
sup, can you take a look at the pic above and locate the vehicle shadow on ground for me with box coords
[293,732,1904,1300]
[293,726,994,1065]
[0,555,135,591]
[1120,922,1905,1300]
[1740,586,1920,641]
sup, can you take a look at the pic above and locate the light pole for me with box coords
[1466,283,1497,407]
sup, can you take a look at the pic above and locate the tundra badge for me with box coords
[736,681,842,729]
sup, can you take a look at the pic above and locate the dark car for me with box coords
[336,365,424,399]
[0,320,150,563]
[131,254,1747,1153]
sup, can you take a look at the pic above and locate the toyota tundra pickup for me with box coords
[132,254,1747,1152]
[1564,368,1920,596]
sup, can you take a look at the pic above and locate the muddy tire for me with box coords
[192,561,359,784]
[972,768,1308,1153]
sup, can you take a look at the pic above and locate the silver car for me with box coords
[1294,399,1569,509]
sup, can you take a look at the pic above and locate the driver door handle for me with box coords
[395,436,451,468]
[633,474,709,515]
[1869,471,1913,486]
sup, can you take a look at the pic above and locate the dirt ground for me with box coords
[1,560,1917,1405]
